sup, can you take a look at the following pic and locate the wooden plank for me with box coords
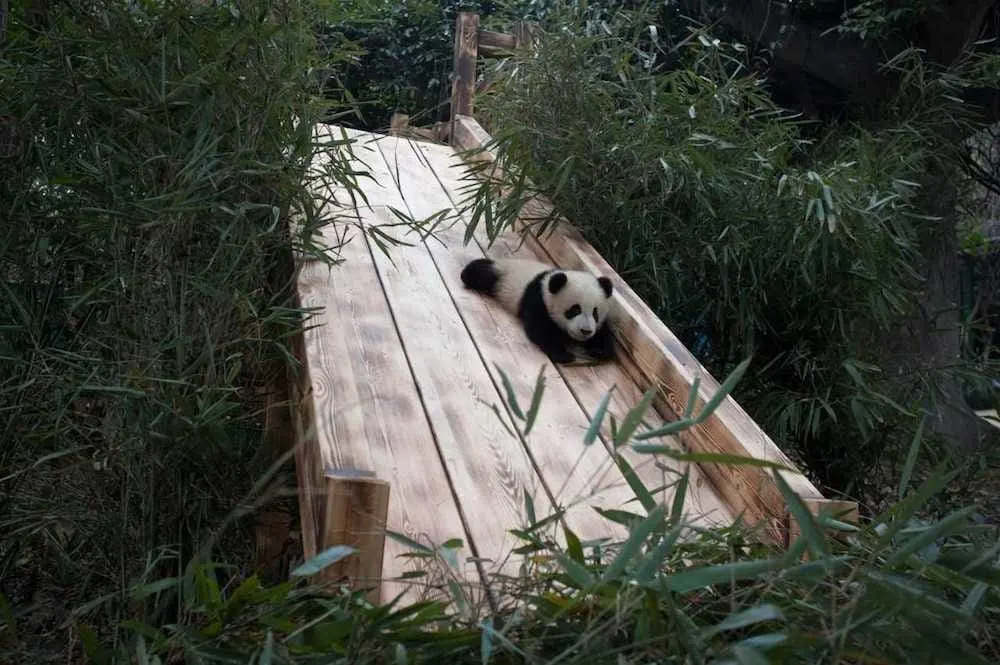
[294,128,477,600]
[450,115,833,544]
[408,136,733,530]
[352,200,552,581]
[288,282,324,561]
[525,206,826,542]
[373,135,645,544]
[295,231,472,601]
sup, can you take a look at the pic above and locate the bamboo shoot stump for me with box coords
[320,471,391,604]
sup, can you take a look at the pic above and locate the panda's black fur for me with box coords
[461,257,616,365]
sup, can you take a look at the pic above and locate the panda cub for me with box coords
[461,257,616,365]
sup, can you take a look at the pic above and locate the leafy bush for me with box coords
[318,0,500,131]
[0,0,365,660]
[466,4,997,494]
[75,370,1000,664]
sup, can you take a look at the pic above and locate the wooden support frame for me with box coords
[445,20,861,544]
[445,14,538,143]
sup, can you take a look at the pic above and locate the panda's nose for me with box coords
[579,327,593,337]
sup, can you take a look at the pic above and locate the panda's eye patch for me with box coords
[564,305,581,319]
[592,307,599,320]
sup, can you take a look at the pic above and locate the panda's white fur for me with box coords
[460,257,616,365]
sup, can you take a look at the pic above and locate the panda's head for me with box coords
[541,269,614,342]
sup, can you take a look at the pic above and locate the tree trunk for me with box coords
[885,175,987,453]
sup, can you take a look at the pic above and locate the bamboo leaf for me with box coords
[494,364,525,421]
[614,387,656,446]
[898,416,925,501]
[584,387,614,446]
[565,525,585,564]
[386,530,434,554]
[522,365,547,436]
[291,545,358,577]
[660,558,785,593]
[694,356,751,423]
[886,506,976,566]
[603,504,667,581]
[774,470,829,559]
[615,454,657,513]
[701,604,785,640]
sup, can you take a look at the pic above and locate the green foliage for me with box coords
[0,0,370,660]
[89,366,1000,663]
[834,0,941,40]
[318,0,500,131]
[464,3,995,492]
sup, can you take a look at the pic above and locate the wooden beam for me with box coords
[449,114,850,545]
[511,21,537,50]
[477,29,516,56]
[449,12,479,138]
[319,471,391,604]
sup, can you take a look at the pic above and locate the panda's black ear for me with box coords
[597,276,613,298]
[548,272,568,294]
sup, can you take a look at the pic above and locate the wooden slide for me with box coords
[284,116,855,606]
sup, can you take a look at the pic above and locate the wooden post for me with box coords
[253,389,297,575]
[390,113,410,137]
[320,471,391,604]
[786,498,859,548]
[512,20,537,50]
[449,12,479,141]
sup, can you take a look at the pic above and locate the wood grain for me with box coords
[360,203,548,582]
[333,134,551,581]
[294,126,477,602]
[320,475,391,604]
[409,135,733,531]
[375,135,645,544]
[477,29,516,55]
[450,13,479,136]
[449,115,836,544]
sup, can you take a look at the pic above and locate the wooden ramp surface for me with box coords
[295,124,734,602]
